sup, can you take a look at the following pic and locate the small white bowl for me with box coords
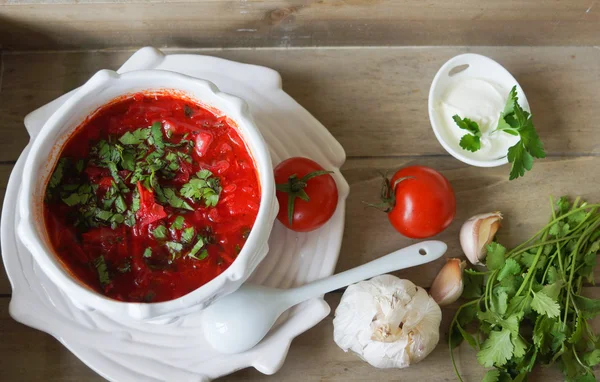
[16,69,278,321]
[428,53,530,167]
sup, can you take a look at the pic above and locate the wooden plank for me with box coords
[0,0,599,50]
[2,291,598,381]
[2,156,600,294]
[337,156,600,285]
[1,46,599,161]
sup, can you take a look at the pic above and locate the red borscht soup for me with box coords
[44,93,260,303]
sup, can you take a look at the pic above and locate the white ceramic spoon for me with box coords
[201,240,447,354]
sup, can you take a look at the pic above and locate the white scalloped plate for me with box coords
[1,47,349,381]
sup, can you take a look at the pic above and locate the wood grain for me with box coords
[2,155,600,294]
[0,46,599,161]
[2,291,599,381]
[1,0,599,50]
[1,46,600,380]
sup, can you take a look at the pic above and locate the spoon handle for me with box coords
[283,240,447,306]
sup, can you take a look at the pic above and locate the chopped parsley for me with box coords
[171,216,185,230]
[188,236,208,260]
[152,225,168,240]
[182,227,195,243]
[180,170,222,207]
[93,256,111,287]
[143,247,153,258]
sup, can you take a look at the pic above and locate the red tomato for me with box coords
[194,131,214,157]
[274,157,338,232]
[383,166,455,238]
[136,182,167,229]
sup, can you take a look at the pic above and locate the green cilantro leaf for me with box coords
[143,247,153,258]
[531,291,560,318]
[512,334,527,358]
[583,349,600,366]
[497,258,521,281]
[152,225,168,240]
[48,158,68,190]
[166,241,183,257]
[477,329,514,367]
[119,128,150,145]
[150,122,165,154]
[171,216,185,230]
[93,256,110,287]
[117,258,132,273]
[486,242,506,271]
[507,294,532,316]
[462,269,484,299]
[188,236,207,259]
[163,188,194,211]
[572,295,600,319]
[115,195,127,213]
[492,290,509,315]
[181,170,222,207]
[182,227,195,243]
[482,369,500,382]
[75,159,85,173]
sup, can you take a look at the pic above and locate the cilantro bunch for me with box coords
[450,197,600,382]
[453,86,546,180]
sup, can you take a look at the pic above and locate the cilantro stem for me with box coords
[563,215,600,328]
[507,203,600,256]
[572,345,593,375]
[449,299,481,382]
[549,196,565,275]
[514,225,550,298]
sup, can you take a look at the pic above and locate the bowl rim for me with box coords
[428,53,530,168]
[16,69,277,320]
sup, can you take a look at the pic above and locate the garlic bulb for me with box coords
[460,212,502,265]
[333,275,441,369]
[429,258,466,306]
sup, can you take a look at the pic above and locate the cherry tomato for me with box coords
[274,157,338,232]
[381,166,455,238]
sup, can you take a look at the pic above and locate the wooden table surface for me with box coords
[0,46,599,381]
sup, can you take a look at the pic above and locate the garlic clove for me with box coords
[429,258,466,306]
[460,212,502,265]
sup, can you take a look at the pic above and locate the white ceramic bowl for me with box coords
[428,53,530,167]
[16,69,278,321]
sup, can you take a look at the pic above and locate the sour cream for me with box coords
[435,78,519,162]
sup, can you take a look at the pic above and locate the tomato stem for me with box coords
[364,174,414,213]
[276,170,334,227]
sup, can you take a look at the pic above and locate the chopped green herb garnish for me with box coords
[184,105,194,118]
[163,188,194,210]
[149,122,165,154]
[119,128,151,146]
[180,170,222,207]
[182,227,195,243]
[166,241,184,260]
[115,195,127,213]
[117,258,132,273]
[49,158,68,190]
[152,225,168,240]
[188,236,208,260]
[143,247,153,258]
[93,256,110,287]
[171,216,185,230]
